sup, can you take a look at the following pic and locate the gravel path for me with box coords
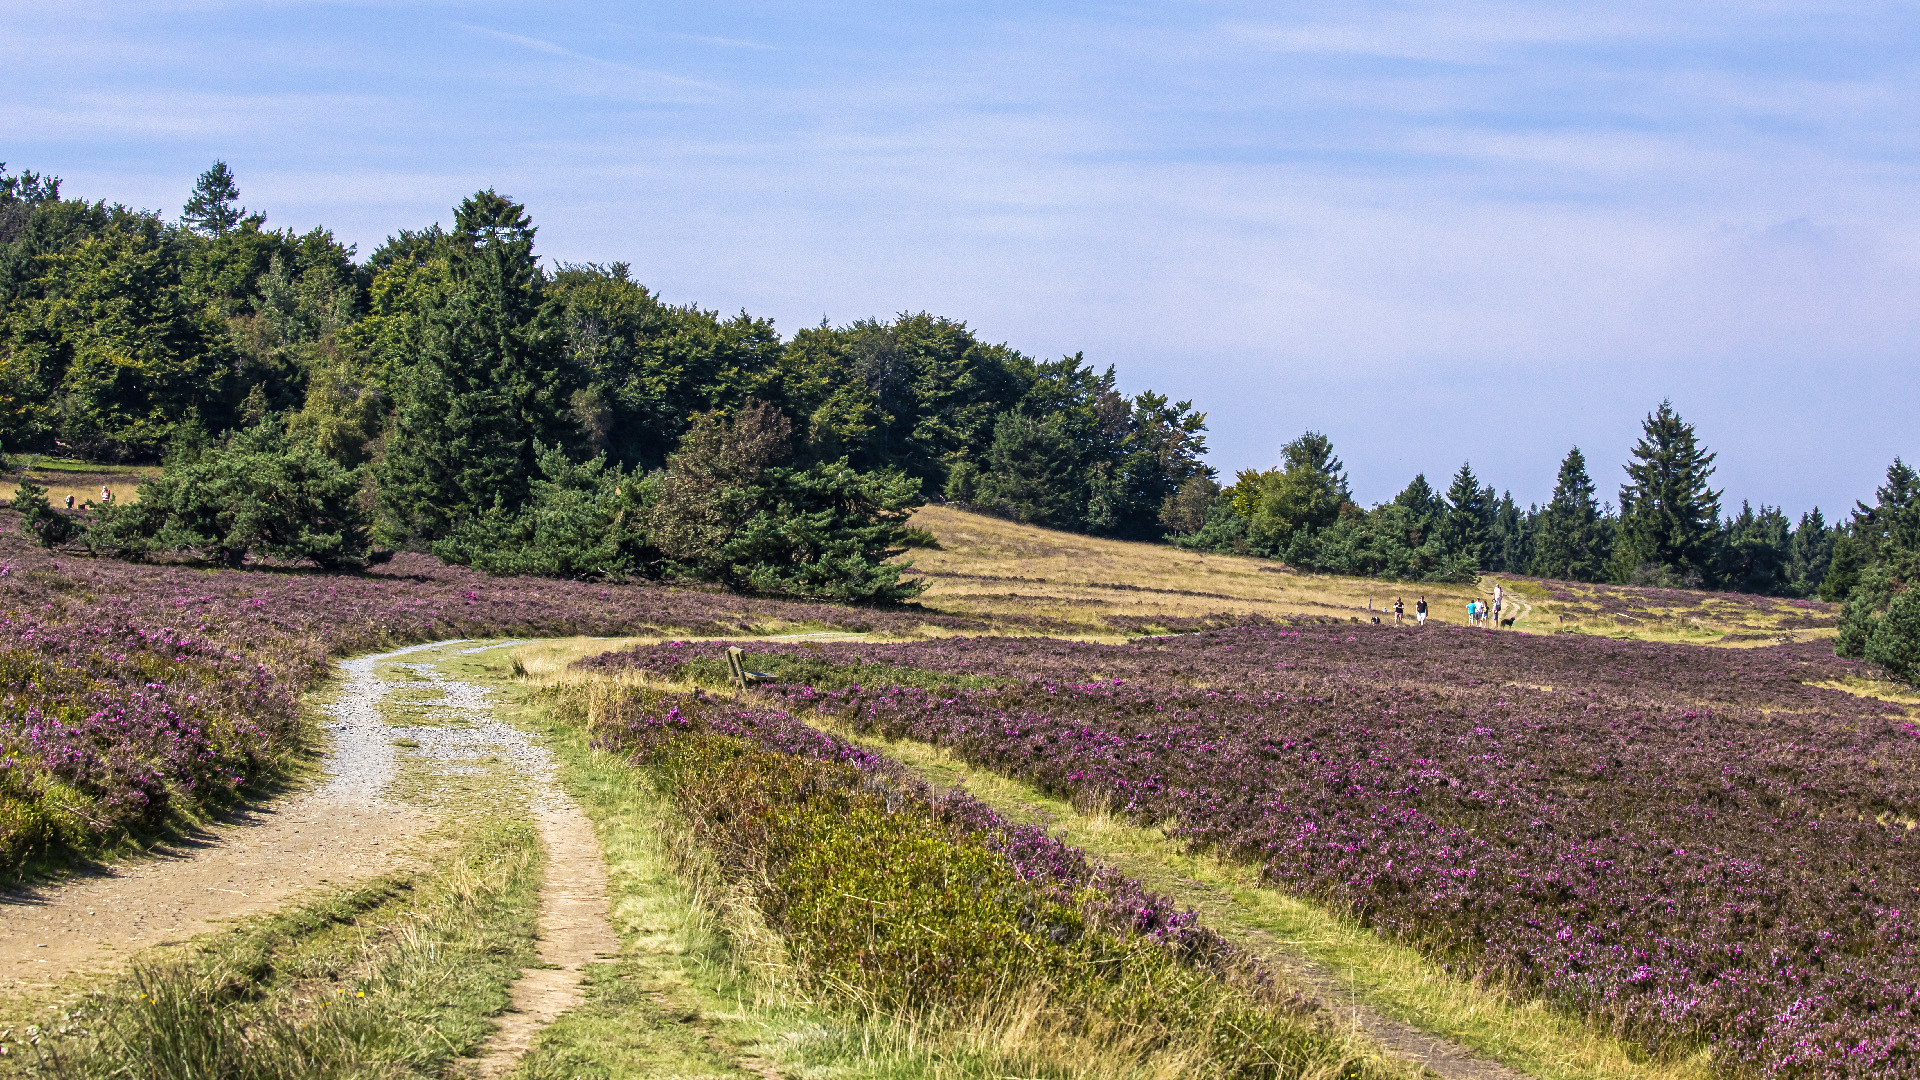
[0,637,616,1026]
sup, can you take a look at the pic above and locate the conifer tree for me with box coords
[1611,402,1722,585]
[1786,508,1833,597]
[375,190,571,547]
[1393,473,1443,545]
[1530,447,1604,581]
[181,161,246,237]
[1439,462,1491,566]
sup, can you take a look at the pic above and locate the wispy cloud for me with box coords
[457,23,718,92]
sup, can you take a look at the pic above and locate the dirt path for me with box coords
[0,642,449,995]
[470,799,620,1077]
[0,637,619,1080]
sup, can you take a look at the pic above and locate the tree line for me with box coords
[0,162,1208,600]
[1162,404,1916,679]
[2,161,1913,677]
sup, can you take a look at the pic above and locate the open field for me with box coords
[0,506,1898,1079]
[579,625,1915,1079]
[0,460,157,509]
[904,505,1841,645]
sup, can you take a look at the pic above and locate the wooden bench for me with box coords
[726,646,776,691]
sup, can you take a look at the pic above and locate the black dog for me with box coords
[1500,617,1515,628]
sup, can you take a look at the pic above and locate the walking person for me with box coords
[1393,597,1404,626]
[1416,597,1427,625]
[64,494,74,510]
[1467,599,1478,627]
[1492,584,1504,628]
[100,485,112,505]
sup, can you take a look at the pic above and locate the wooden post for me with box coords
[726,646,747,691]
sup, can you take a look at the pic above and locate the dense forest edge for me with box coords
[0,161,1914,679]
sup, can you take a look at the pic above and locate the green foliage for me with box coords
[1158,474,1220,535]
[180,161,247,238]
[1787,507,1835,598]
[1864,585,1920,685]
[13,475,80,547]
[968,410,1082,527]
[726,460,927,603]
[107,419,371,568]
[1610,401,1722,586]
[1719,501,1792,596]
[2,221,233,459]
[436,443,653,580]
[1225,431,1348,555]
[373,191,572,547]
[604,706,1382,1080]
[1835,459,1920,676]
[1822,532,1863,602]
[1439,462,1491,567]
[1530,447,1607,581]
[647,402,924,602]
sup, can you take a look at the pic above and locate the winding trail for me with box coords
[0,643,440,995]
[0,639,619,1080]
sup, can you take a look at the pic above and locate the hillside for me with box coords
[904,504,1840,645]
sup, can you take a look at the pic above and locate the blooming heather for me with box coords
[0,519,1031,877]
[587,625,1919,1079]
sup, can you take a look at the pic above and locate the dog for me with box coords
[1500,617,1515,628]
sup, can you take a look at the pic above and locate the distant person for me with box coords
[1416,597,1427,625]
[1467,599,1478,626]
[64,494,74,510]
[100,485,112,505]
[1393,597,1404,626]
[1492,585,1504,628]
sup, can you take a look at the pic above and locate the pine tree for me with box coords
[1393,474,1443,545]
[1439,462,1491,566]
[1611,401,1722,586]
[1787,508,1834,598]
[1488,490,1528,573]
[1530,447,1604,581]
[375,190,571,547]
[1853,458,1920,567]
[181,161,246,237]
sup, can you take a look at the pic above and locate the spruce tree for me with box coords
[181,161,246,237]
[1531,446,1604,581]
[1611,401,1722,586]
[1787,508,1833,597]
[1439,462,1491,567]
[1488,490,1527,573]
[375,190,571,547]
[1393,473,1443,545]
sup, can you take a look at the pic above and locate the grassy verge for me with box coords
[1,815,540,1078]
[844,729,1717,1080]
[502,653,1409,1080]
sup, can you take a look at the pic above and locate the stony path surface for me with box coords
[0,643,440,995]
[0,637,619,1080]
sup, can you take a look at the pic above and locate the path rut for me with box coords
[0,643,444,995]
[0,638,618,1080]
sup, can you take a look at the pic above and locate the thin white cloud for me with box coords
[456,23,718,92]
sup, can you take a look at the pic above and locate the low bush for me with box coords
[577,685,1384,1080]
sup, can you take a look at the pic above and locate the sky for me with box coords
[4,0,1916,516]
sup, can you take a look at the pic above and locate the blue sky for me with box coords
[5,1,1916,515]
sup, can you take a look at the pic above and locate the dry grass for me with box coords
[903,505,1488,634]
[902,505,1838,647]
[1,461,158,509]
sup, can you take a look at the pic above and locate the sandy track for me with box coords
[471,800,619,1077]
[0,644,454,994]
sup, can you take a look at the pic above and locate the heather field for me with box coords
[583,625,1920,1079]
[0,517,1014,879]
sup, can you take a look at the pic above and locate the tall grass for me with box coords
[13,820,540,1080]
[569,681,1398,1080]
